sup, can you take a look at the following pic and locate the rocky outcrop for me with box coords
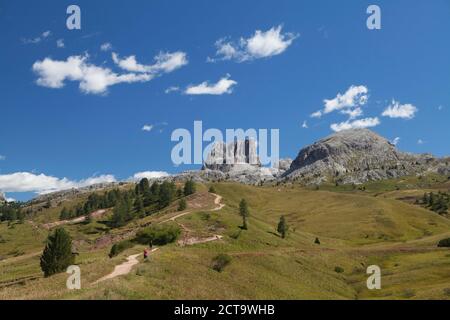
[203,139,261,172]
[283,129,438,185]
[192,139,292,185]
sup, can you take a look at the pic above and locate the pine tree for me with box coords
[178,198,187,211]
[239,199,250,230]
[134,195,145,218]
[183,179,196,196]
[112,199,127,227]
[40,228,75,277]
[159,181,176,209]
[277,216,289,239]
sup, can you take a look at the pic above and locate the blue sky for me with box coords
[0,0,449,200]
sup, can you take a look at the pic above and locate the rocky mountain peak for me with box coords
[284,128,434,185]
[203,139,261,172]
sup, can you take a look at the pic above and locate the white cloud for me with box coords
[417,139,424,145]
[301,120,308,129]
[310,110,322,118]
[392,137,400,146]
[32,54,152,95]
[100,42,112,51]
[6,197,16,203]
[22,30,51,44]
[0,172,116,194]
[210,25,298,62]
[56,39,65,48]
[185,75,237,95]
[142,124,154,132]
[310,85,368,121]
[323,85,368,114]
[438,105,443,111]
[0,155,5,161]
[142,122,168,132]
[382,100,418,119]
[130,171,170,181]
[341,107,363,120]
[112,51,188,74]
[165,86,180,94]
[330,117,380,132]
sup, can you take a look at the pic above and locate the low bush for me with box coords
[437,238,450,247]
[212,254,232,272]
[334,266,344,273]
[135,223,181,246]
[109,240,134,258]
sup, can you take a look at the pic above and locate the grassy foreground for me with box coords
[1,180,449,300]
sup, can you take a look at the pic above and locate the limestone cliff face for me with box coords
[203,139,261,172]
[283,129,437,185]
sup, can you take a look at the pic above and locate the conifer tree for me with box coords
[239,199,250,230]
[277,216,289,239]
[40,228,75,277]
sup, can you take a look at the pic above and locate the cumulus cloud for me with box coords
[130,171,170,181]
[22,30,51,44]
[56,39,65,48]
[32,54,153,95]
[142,124,154,132]
[185,75,237,95]
[417,139,424,145]
[311,85,368,120]
[210,25,298,62]
[112,51,188,74]
[310,110,322,118]
[302,120,308,129]
[0,172,116,194]
[324,85,368,114]
[341,107,363,120]
[330,117,380,132]
[382,100,418,119]
[100,42,112,51]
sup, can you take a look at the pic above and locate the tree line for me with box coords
[59,178,197,228]
[0,202,25,223]
[418,191,449,215]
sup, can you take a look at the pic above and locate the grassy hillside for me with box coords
[1,181,449,300]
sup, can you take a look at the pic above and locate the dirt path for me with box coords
[178,235,223,246]
[0,251,41,265]
[94,193,224,283]
[41,209,107,230]
[211,194,225,211]
[169,193,225,246]
[94,248,159,284]
[159,193,225,224]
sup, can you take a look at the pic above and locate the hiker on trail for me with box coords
[143,249,149,260]
[149,240,153,251]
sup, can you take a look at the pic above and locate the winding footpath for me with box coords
[93,193,225,283]
[94,248,159,284]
